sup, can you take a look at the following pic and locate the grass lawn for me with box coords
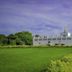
[0,47,72,72]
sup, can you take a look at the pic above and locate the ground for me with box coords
[0,47,72,72]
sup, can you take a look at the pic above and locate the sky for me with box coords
[0,0,72,35]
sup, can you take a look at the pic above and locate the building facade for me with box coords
[33,28,72,46]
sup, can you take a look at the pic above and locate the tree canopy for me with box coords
[0,31,33,45]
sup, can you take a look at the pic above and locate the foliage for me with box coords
[0,31,32,45]
[0,34,7,45]
[41,54,72,72]
[15,31,32,45]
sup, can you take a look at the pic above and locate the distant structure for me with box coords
[33,27,72,46]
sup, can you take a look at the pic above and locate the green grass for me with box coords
[0,47,72,72]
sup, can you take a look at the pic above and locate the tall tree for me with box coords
[15,31,33,45]
[7,34,17,45]
[0,34,6,45]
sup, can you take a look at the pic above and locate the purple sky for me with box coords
[0,0,72,35]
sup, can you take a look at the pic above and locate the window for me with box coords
[44,36,47,39]
[52,38,56,40]
[43,39,47,40]
[48,41,50,43]
[67,38,71,40]
[39,39,42,41]
[57,38,61,40]
[62,38,66,40]
[48,38,51,40]
[35,39,38,41]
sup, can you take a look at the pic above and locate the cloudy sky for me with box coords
[0,0,72,35]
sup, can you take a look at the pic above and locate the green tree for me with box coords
[15,31,32,45]
[16,37,24,45]
[7,34,17,45]
[0,34,6,45]
[0,31,32,45]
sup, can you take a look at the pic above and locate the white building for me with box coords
[33,28,72,46]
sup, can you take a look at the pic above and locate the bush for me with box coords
[61,54,72,62]
[41,54,72,72]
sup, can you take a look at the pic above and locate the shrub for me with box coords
[41,54,72,72]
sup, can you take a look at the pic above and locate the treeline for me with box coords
[0,31,33,46]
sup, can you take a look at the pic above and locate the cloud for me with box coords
[0,0,72,35]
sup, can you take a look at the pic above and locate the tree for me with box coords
[0,34,6,45]
[6,34,17,45]
[15,31,33,45]
[16,37,24,45]
[0,31,33,45]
